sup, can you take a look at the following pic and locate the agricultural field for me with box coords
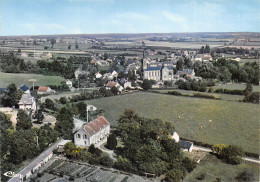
[0,72,64,88]
[184,153,259,182]
[88,92,259,154]
[153,89,244,101]
[30,159,153,182]
[212,83,260,92]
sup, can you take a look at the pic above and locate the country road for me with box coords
[193,145,260,164]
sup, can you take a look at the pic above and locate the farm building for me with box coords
[7,139,70,182]
[74,116,110,147]
[37,86,55,95]
[179,140,194,152]
[19,84,30,94]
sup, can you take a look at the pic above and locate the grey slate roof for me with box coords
[19,84,29,92]
[179,140,193,149]
[18,94,35,105]
[144,66,161,71]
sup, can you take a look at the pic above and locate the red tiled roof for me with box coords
[106,81,116,87]
[82,116,109,137]
[38,86,48,91]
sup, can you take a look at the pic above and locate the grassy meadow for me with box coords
[88,92,259,154]
[0,72,65,88]
[184,154,259,182]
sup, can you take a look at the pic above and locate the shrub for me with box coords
[219,145,244,165]
[107,133,117,150]
[235,169,254,181]
[196,173,205,180]
[182,157,197,173]
[69,176,75,181]
[100,155,114,168]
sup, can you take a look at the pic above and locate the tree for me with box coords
[219,145,244,164]
[111,86,119,95]
[141,79,152,90]
[76,102,87,118]
[50,38,56,48]
[55,107,74,139]
[59,97,67,104]
[107,133,117,149]
[99,155,113,167]
[64,142,77,158]
[16,109,32,130]
[45,99,55,110]
[165,168,185,182]
[235,169,254,181]
[212,144,227,155]
[243,83,253,96]
[34,107,44,123]
[182,157,197,173]
[176,58,184,70]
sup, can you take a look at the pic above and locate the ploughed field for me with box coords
[88,92,259,155]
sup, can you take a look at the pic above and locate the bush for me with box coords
[219,145,244,165]
[182,157,197,173]
[235,169,254,181]
[69,176,75,181]
[168,91,181,95]
[99,155,114,168]
[214,88,244,95]
[243,92,259,104]
[196,173,205,180]
[193,93,217,99]
[107,133,117,150]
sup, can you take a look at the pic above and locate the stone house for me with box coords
[74,116,110,147]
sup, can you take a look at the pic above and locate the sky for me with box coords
[0,0,259,36]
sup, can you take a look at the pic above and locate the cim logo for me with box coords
[3,171,22,178]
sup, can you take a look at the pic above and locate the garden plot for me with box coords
[86,169,108,181]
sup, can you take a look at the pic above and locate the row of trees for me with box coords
[0,52,29,73]
[194,59,259,84]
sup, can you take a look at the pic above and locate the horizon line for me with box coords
[1,31,259,37]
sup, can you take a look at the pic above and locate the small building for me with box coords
[179,140,194,152]
[172,131,180,142]
[143,67,161,81]
[18,93,36,112]
[19,84,30,94]
[74,116,110,147]
[66,80,73,89]
[37,87,55,95]
[87,105,97,112]
[162,66,174,81]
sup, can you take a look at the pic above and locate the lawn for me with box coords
[184,154,259,182]
[0,72,65,88]
[88,92,259,154]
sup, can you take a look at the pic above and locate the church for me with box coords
[74,116,110,147]
[143,59,174,82]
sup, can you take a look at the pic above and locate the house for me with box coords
[19,84,30,94]
[66,80,73,89]
[74,116,110,147]
[176,69,195,77]
[106,81,124,92]
[172,131,180,142]
[37,87,55,95]
[18,93,36,112]
[195,54,212,61]
[179,140,194,152]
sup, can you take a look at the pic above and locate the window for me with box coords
[84,141,87,145]
[84,135,87,139]
[77,134,81,138]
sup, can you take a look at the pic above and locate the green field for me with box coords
[88,92,259,154]
[0,72,65,88]
[213,83,260,92]
[184,154,259,182]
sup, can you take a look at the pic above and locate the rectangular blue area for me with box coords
[144,67,161,71]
